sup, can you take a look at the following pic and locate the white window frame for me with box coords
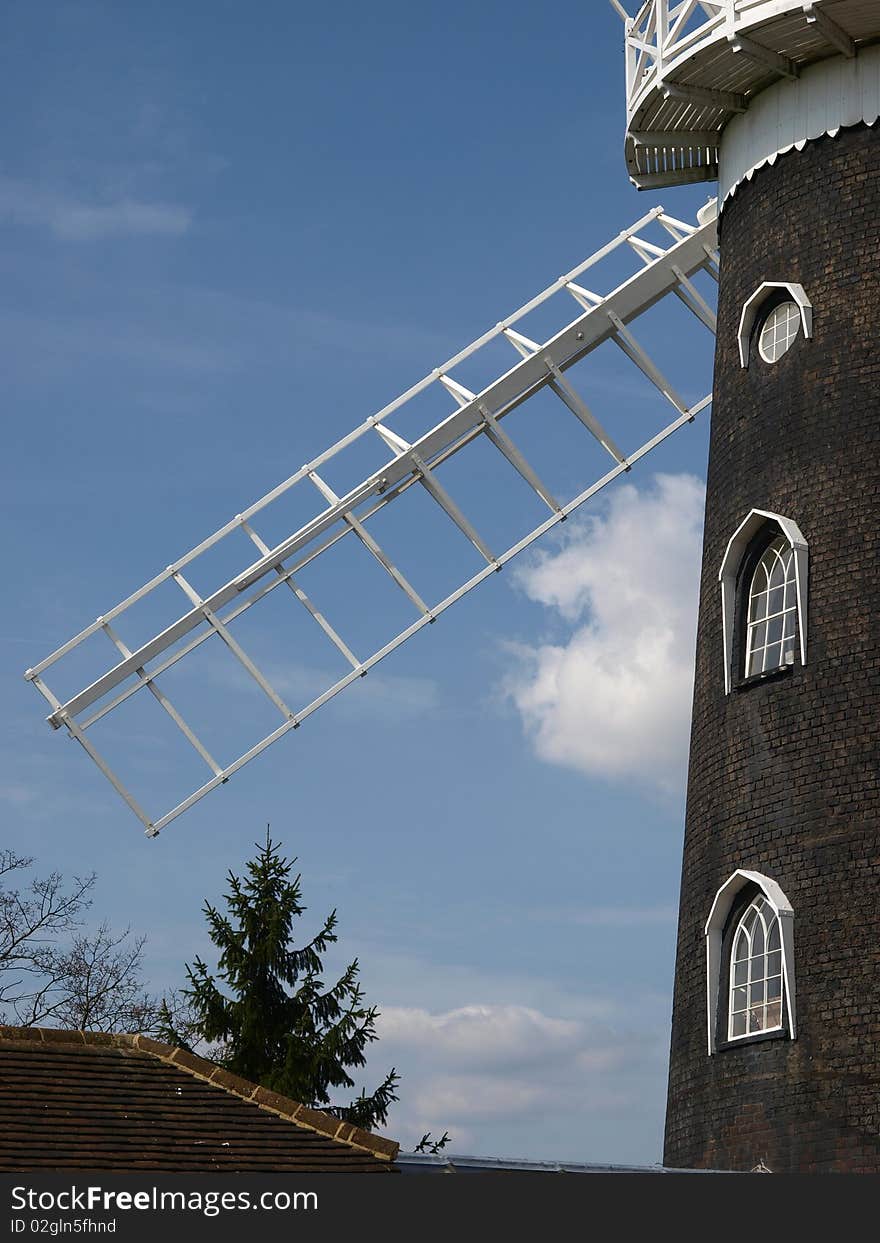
[737,282,813,369]
[705,870,796,1056]
[744,535,798,678]
[718,509,808,695]
[727,894,784,1041]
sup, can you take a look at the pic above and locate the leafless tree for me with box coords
[0,849,163,1033]
[1,849,94,1018]
[46,923,160,1032]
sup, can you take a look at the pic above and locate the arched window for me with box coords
[718,509,809,695]
[728,894,784,1039]
[704,869,795,1055]
[744,534,798,678]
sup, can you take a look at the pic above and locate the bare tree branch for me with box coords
[1,849,163,1034]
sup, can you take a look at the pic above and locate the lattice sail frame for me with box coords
[26,201,719,837]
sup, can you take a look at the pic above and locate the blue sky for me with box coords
[2,1,719,1164]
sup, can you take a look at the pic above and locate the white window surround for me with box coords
[705,870,796,1056]
[738,282,813,369]
[719,509,808,695]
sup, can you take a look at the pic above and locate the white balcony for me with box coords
[621,1,880,189]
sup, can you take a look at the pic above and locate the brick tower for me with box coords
[620,3,880,1172]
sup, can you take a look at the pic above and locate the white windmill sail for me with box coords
[26,200,719,837]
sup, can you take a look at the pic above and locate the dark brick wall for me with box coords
[663,123,880,1173]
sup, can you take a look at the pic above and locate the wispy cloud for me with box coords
[0,176,191,240]
[502,473,705,795]
[528,904,678,928]
[272,664,440,723]
[379,1004,583,1072]
[172,655,441,726]
[370,1000,665,1157]
[0,783,37,807]
[0,253,453,385]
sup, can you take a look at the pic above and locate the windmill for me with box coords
[613,0,880,1174]
[23,1,880,1172]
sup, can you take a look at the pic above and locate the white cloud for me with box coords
[368,1000,665,1156]
[378,1004,583,1071]
[407,1074,546,1123]
[0,177,191,240]
[502,473,705,793]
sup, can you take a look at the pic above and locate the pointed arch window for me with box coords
[705,869,796,1055]
[718,509,809,694]
[744,535,798,678]
[728,894,784,1039]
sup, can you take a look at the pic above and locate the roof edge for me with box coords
[0,1024,398,1163]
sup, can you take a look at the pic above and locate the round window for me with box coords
[758,301,801,364]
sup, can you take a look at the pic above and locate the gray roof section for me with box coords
[396,1152,740,1174]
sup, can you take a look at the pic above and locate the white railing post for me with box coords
[625,19,636,100]
[656,0,667,76]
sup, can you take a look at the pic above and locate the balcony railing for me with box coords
[625,2,734,118]
[616,1,874,188]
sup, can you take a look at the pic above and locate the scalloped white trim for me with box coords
[719,44,880,207]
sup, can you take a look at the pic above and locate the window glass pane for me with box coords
[748,1005,764,1032]
[767,975,782,1001]
[767,949,782,977]
[768,556,786,590]
[750,621,766,651]
[734,959,748,986]
[767,616,783,645]
[768,921,780,951]
[783,306,799,342]
[767,586,784,617]
[731,1011,747,1037]
[750,591,768,622]
[763,642,783,672]
[751,919,765,960]
[732,986,747,1013]
[765,1000,782,1028]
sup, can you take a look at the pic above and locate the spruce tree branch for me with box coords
[172,828,402,1132]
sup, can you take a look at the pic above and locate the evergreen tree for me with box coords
[160,831,399,1131]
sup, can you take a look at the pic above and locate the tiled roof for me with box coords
[0,1026,398,1173]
